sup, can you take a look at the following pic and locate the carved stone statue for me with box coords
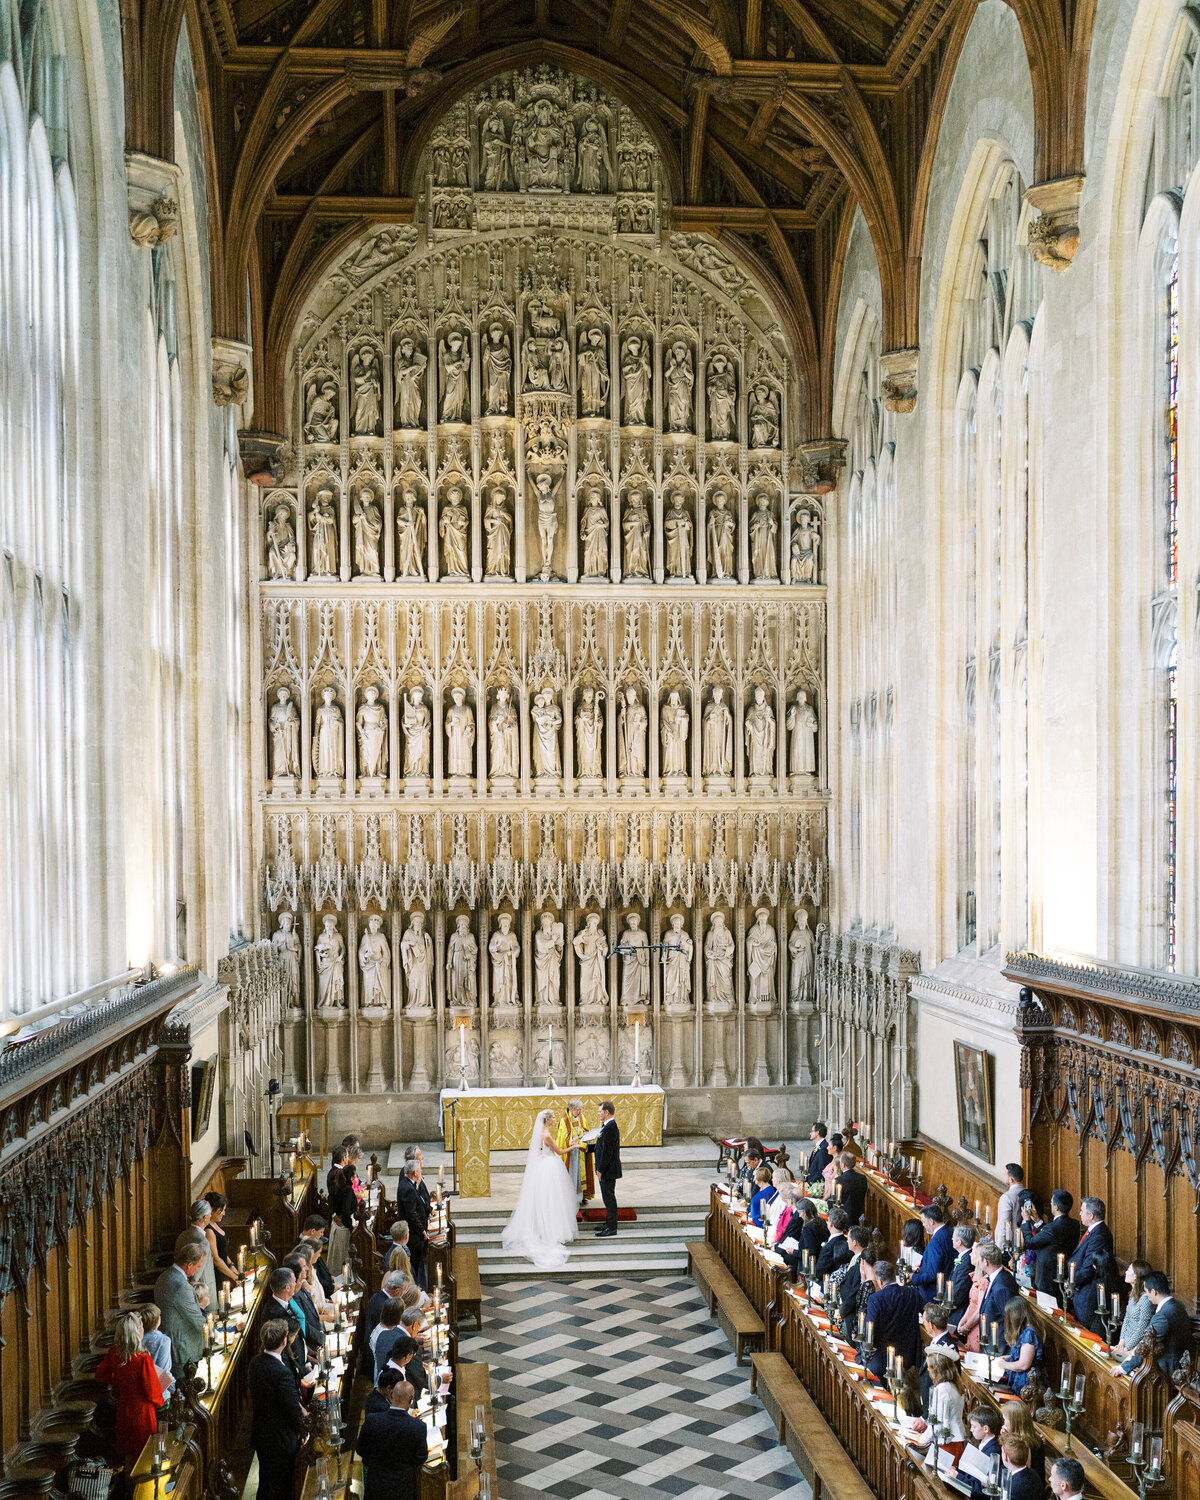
[531,690,562,779]
[534,912,564,1007]
[575,1023,608,1074]
[532,471,559,580]
[523,297,568,392]
[356,685,388,780]
[706,490,735,580]
[792,507,820,583]
[273,912,301,1007]
[665,340,694,432]
[312,688,345,780]
[350,346,382,435]
[745,686,776,779]
[661,689,689,778]
[315,915,345,1007]
[662,913,693,1012]
[266,503,297,579]
[707,351,737,441]
[482,322,512,415]
[401,911,434,1011]
[439,330,471,423]
[789,908,815,1011]
[747,908,777,1009]
[484,487,512,578]
[353,486,383,577]
[447,915,478,1008]
[489,913,520,1008]
[749,381,780,449]
[619,912,649,1008]
[513,97,572,191]
[396,490,427,579]
[304,377,339,443]
[574,913,608,1009]
[621,335,651,425]
[440,488,470,578]
[576,687,604,779]
[617,687,648,779]
[393,338,427,428]
[480,112,511,190]
[750,493,778,581]
[664,493,693,579]
[704,912,735,1011]
[270,687,300,779]
[623,490,651,579]
[488,687,520,779]
[576,114,612,192]
[577,327,609,417]
[787,690,819,777]
[445,687,476,778]
[702,687,734,778]
[359,914,391,1008]
[308,489,339,577]
[403,687,431,777]
[580,489,609,578]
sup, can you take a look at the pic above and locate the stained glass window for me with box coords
[1164,251,1180,971]
[1166,253,1179,590]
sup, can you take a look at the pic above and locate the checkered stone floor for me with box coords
[459,1276,812,1500]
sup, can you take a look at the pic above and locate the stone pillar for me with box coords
[409,1013,435,1091]
[667,1012,691,1088]
[748,1005,771,1087]
[361,1005,389,1092]
[317,1006,344,1093]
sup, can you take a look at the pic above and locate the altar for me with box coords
[439,1085,666,1196]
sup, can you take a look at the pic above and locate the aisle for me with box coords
[459,1276,811,1500]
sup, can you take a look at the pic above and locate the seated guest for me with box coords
[839,1227,874,1321]
[364,1367,403,1417]
[1110,1260,1154,1361]
[139,1303,174,1397]
[833,1152,868,1224]
[900,1217,925,1272]
[1067,1197,1114,1327]
[370,1298,404,1380]
[822,1134,844,1200]
[368,1270,411,1338]
[387,1221,413,1278]
[815,1207,853,1277]
[805,1121,832,1187]
[96,1312,165,1464]
[1021,1189,1080,1301]
[1001,1401,1046,1484]
[356,1379,428,1500]
[912,1205,956,1302]
[997,1296,1043,1394]
[1122,1271,1192,1377]
[948,1225,976,1328]
[996,1163,1025,1258]
[862,1259,923,1379]
[300,1215,336,1297]
[918,1304,955,1409]
[951,1405,1002,1497]
[977,1243,1020,1345]
[1048,1455,1085,1500]
[154,1243,208,1376]
[748,1165,777,1227]
[249,1319,308,1500]
[1001,1437,1044,1500]
[910,1352,966,1447]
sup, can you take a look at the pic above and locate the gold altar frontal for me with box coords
[439,1086,666,1197]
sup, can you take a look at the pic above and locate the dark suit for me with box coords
[815,1233,852,1278]
[292,1285,325,1354]
[948,1251,973,1327]
[783,1218,829,1277]
[1124,1297,1192,1377]
[1021,1214,1081,1299]
[594,1118,623,1232]
[834,1168,868,1224]
[396,1177,430,1286]
[312,1254,335,1298]
[356,1408,430,1500]
[839,1259,866,1322]
[363,1387,393,1416]
[966,1437,1002,1499]
[911,1223,956,1302]
[806,1138,832,1186]
[1006,1467,1044,1500]
[863,1281,924,1379]
[249,1351,306,1500]
[267,1298,307,1383]
[1068,1221,1115,1326]
[979,1267,1020,1340]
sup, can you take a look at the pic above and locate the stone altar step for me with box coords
[454,1200,707,1280]
[386,1133,720,1175]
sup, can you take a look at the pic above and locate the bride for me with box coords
[501,1109,579,1269]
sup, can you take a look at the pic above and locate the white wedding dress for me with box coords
[501,1109,578,1269]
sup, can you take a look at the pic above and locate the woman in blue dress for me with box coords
[748,1165,777,1226]
[998,1297,1043,1394]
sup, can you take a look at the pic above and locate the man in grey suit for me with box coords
[155,1243,209,1375]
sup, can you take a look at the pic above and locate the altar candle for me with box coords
[460,1024,467,1074]
[634,1019,640,1073]
[1060,1362,1072,1397]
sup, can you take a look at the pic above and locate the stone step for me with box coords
[468,1224,702,1249]
[451,1205,705,1228]
[479,1255,689,1279]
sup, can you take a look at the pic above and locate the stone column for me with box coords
[748,1004,771,1087]
[667,1012,691,1088]
[360,1005,389,1092]
[408,1012,435,1091]
[317,1006,344,1093]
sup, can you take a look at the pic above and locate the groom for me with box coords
[592,1102,622,1237]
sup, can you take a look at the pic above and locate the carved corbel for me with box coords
[125,151,181,247]
[880,347,919,414]
[1024,175,1084,272]
[796,438,848,494]
[238,429,287,487]
[212,337,253,413]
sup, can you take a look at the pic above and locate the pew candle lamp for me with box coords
[1059,1372,1086,1456]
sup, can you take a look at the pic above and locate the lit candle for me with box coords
[1060,1362,1072,1397]
[343,1260,350,1282]
[990,1320,998,1349]
[237,1244,246,1273]
[1131,1422,1144,1459]
[633,1019,640,1074]
[886,1344,895,1371]
[437,1261,443,1290]
[1074,1374,1085,1404]
[460,1024,467,1075]
[984,1204,991,1229]
[251,1220,258,1248]
[937,1272,945,1297]
[866,1321,874,1344]
[893,1353,903,1378]
[1098,1284,1106,1310]
[1150,1436,1163,1470]
[439,1163,445,1191]
[975,1200,981,1221]
[1057,1252,1065,1279]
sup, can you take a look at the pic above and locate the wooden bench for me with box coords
[751,1352,875,1500]
[452,1245,482,1330]
[686,1240,764,1364]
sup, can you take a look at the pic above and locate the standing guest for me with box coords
[397,1162,430,1287]
[738,1141,765,1199]
[839,1228,873,1320]
[249,1319,308,1500]
[386,1221,413,1278]
[139,1304,174,1397]
[176,1200,219,1312]
[96,1312,164,1463]
[951,1406,1002,1497]
[748,1165,777,1227]
[996,1163,1025,1258]
[781,1198,829,1274]
[266,1267,309,1384]
[765,1169,795,1237]
[918,1304,956,1409]
[355,1379,429,1500]
[805,1121,832,1187]
[900,1218,925,1272]
[997,1296,1043,1394]
[910,1352,966,1447]
[326,1143,347,1198]
[328,1157,359,1273]
[289,1243,334,1323]
[300,1216,336,1297]
[912,1205,956,1302]
[282,1253,326,1356]
[821,1134,844,1200]
[382,1333,427,1398]
[369,1271,411,1338]
[833,1152,868,1224]
[977,1243,1020,1345]
[954,1253,989,1353]
[862,1259,924,1379]
[772,1183,803,1249]
[1048,1456,1085,1500]
[947,1225,976,1329]
[154,1244,208,1376]
[1068,1197,1115,1327]
[1122,1271,1192,1377]
[364,1368,403,1417]
[1020,1189,1081,1301]
[370,1299,405,1381]
[1110,1260,1154,1361]
[403,1145,433,1218]
[1001,1437,1044,1500]
[399,1306,428,1352]
[205,1193,239,1286]
[815,1207,853,1277]
[1001,1398,1046,1484]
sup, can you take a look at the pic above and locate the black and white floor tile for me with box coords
[460,1276,811,1500]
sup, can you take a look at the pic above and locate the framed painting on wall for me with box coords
[953,1040,995,1164]
[191,1058,218,1143]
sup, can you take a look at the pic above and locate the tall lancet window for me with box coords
[1161,243,1180,969]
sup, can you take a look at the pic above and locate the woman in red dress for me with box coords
[96,1311,165,1462]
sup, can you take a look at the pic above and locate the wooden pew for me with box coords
[452,1247,483,1332]
[751,1351,875,1500]
[686,1241,765,1364]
